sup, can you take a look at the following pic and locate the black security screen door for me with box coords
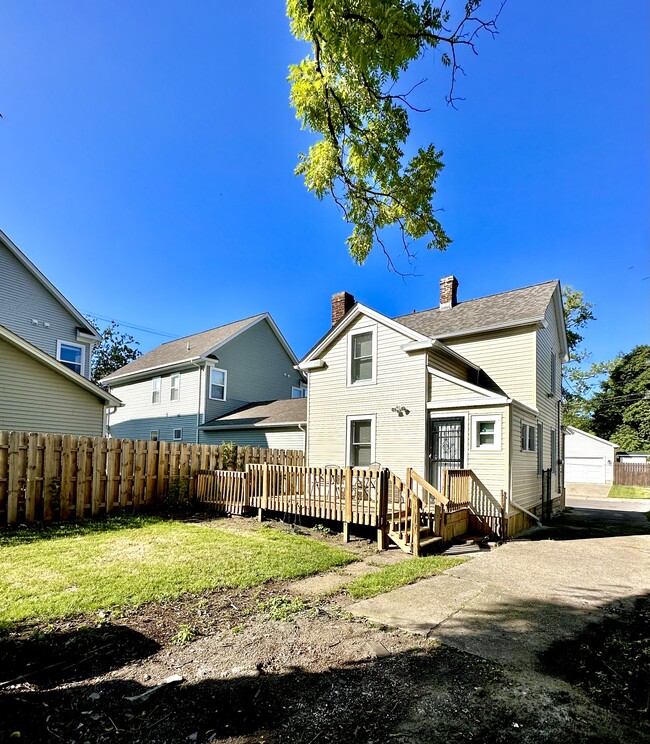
[429,418,464,490]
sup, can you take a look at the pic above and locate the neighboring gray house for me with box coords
[0,229,122,435]
[102,314,306,444]
[201,398,307,450]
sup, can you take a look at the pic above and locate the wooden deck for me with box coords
[196,464,508,555]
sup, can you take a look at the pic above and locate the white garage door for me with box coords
[565,457,606,484]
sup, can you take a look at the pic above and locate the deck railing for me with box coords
[445,469,506,538]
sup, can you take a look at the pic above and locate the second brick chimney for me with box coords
[331,291,355,326]
[439,276,459,310]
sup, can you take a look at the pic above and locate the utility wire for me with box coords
[82,310,177,339]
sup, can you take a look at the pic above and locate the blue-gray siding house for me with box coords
[0,229,122,435]
[102,314,306,444]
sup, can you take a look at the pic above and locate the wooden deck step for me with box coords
[418,535,443,552]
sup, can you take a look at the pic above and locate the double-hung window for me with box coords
[151,377,161,404]
[170,373,180,401]
[209,368,227,400]
[349,328,375,385]
[348,416,375,467]
[521,423,536,452]
[57,341,84,375]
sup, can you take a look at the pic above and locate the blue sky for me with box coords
[1,1,648,365]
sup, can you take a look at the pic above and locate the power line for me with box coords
[82,310,177,339]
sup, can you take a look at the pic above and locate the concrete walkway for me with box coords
[349,498,650,669]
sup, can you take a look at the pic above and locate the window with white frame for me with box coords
[349,329,375,385]
[348,416,375,467]
[291,383,308,398]
[472,415,501,450]
[150,430,159,441]
[521,422,536,451]
[151,377,161,404]
[57,341,84,375]
[209,367,227,400]
[173,428,182,441]
[170,373,180,401]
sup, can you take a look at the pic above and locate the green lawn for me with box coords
[0,516,355,626]
[346,555,465,600]
[608,485,650,499]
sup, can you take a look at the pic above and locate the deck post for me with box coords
[343,466,353,543]
[434,503,442,537]
[259,463,269,522]
[500,490,508,541]
[411,492,421,557]
[376,468,389,551]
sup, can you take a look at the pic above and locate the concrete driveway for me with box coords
[349,497,650,668]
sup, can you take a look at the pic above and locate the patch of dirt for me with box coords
[1,519,648,743]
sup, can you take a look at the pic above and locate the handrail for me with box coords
[407,468,449,507]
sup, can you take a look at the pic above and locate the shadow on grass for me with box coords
[0,623,160,687]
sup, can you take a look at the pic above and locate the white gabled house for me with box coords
[298,276,569,533]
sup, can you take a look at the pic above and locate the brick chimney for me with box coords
[331,291,355,326]
[439,276,459,310]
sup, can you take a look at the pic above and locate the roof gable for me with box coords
[0,229,101,342]
[102,314,297,383]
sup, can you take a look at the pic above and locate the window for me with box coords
[550,353,557,395]
[291,384,308,398]
[521,423,536,452]
[170,373,180,401]
[150,430,159,441]
[348,416,375,467]
[56,341,84,374]
[151,377,161,404]
[209,367,227,400]
[173,428,182,441]
[550,429,556,474]
[349,329,375,385]
[537,422,544,475]
[472,416,501,450]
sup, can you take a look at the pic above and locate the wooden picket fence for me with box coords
[0,430,304,526]
[614,462,650,487]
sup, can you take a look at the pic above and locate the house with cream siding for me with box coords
[298,277,569,532]
[0,229,121,435]
[102,314,305,446]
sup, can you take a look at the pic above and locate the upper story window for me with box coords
[170,373,180,401]
[291,383,308,398]
[57,341,84,375]
[521,423,536,452]
[349,328,375,385]
[209,367,227,400]
[151,377,161,404]
[472,415,501,450]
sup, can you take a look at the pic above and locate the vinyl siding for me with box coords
[429,375,485,402]
[427,347,471,380]
[307,314,428,480]
[108,367,201,441]
[0,337,104,435]
[203,427,305,451]
[446,327,536,406]
[203,318,303,423]
[0,243,93,377]
[510,402,542,511]
[465,405,509,499]
[535,303,563,496]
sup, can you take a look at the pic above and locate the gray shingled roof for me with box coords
[102,314,266,382]
[201,398,307,429]
[395,281,559,338]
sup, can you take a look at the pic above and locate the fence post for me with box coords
[343,466,353,542]
[411,492,421,557]
[376,469,389,550]
[259,462,269,522]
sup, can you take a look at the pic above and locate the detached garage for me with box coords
[564,426,618,485]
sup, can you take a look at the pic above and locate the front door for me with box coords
[429,417,464,490]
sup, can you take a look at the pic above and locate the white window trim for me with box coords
[208,366,228,401]
[520,422,536,452]
[56,340,85,375]
[345,414,376,467]
[347,326,377,387]
[173,428,183,441]
[170,373,181,402]
[151,376,161,405]
[291,385,307,398]
[471,414,501,451]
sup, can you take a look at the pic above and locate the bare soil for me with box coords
[1,519,648,744]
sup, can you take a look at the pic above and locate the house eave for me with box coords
[200,421,306,431]
[101,357,205,385]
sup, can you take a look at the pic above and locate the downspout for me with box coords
[190,359,203,444]
[507,403,542,527]
[298,423,307,460]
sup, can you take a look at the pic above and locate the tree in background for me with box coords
[590,345,650,451]
[288,0,504,270]
[89,320,141,384]
[561,286,610,430]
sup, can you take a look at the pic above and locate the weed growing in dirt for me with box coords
[259,596,313,621]
[346,556,465,599]
[172,623,197,645]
